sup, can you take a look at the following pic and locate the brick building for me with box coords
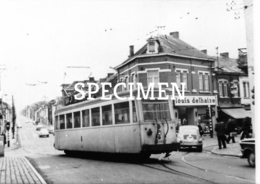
[114,32,217,131]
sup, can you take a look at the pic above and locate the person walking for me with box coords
[226,119,236,143]
[215,117,227,149]
[240,117,252,140]
[198,123,204,137]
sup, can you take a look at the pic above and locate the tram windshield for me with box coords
[142,101,171,121]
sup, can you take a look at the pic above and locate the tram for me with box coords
[54,89,180,158]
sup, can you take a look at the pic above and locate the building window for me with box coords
[117,78,123,93]
[147,70,159,87]
[176,72,181,88]
[219,83,223,97]
[199,73,209,92]
[218,80,229,97]
[132,73,137,89]
[176,70,188,90]
[243,81,250,98]
[125,76,129,91]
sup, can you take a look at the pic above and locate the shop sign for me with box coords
[174,96,216,106]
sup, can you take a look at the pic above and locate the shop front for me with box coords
[173,95,217,136]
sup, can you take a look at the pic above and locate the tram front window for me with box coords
[142,101,170,121]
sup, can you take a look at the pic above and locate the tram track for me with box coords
[139,161,215,184]
[180,146,255,183]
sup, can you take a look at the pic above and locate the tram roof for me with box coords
[55,88,174,114]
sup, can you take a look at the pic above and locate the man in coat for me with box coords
[215,117,227,149]
[226,118,236,143]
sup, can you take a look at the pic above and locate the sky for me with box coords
[0,0,251,111]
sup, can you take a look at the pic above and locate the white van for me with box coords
[177,125,203,152]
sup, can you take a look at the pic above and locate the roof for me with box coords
[115,34,213,69]
[212,56,243,73]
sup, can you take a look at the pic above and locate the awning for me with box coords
[221,108,251,119]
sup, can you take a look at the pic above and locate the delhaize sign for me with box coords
[174,96,216,106]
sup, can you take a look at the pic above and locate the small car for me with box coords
[240,138,255,167]
[48,126,54,135]
[36,124,43,131]
[17,123,22,128]
[177,125,203,152]
[38,128,49,137]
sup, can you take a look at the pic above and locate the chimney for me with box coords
[129,45,134,57]
[170,32,179,39]
[107,73,114,78]
[89,77,95,82]
[220,52,229,58]
[201,50,207,54]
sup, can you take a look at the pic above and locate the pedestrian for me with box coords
[215,117,227,149]
[198,123,204,137]
[240,117,252,140]
[226,118,236,143]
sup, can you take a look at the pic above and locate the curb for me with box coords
[23,156,47,184]
[211,147,241,157]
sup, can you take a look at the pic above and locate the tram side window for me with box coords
[91,107,100,126]
[143,102,170,121]
[55,116,59,130]
[132,101,137,123]
[82,109,90,127]
[66,113,73,129]
[60,115,65,129]
[115,102,130,124]
[74,111,81,128]
[102,105,112,125]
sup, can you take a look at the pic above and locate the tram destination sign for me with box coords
[174,96,216,106]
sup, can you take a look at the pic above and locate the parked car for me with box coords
[177,125,203,152]
[36,124,43,131]
[17,123,22,128]
[48,126,54,135]
[38,128,49,138]
[240,138,255,167]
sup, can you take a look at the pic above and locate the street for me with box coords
[6,115,255,184]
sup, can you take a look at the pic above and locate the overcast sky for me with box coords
[0,0,251,111]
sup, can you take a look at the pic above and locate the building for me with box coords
[114,32,217,134]
[212,51,250,126]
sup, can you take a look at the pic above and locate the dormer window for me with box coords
[146,38,159,54]
[148,42,155,52]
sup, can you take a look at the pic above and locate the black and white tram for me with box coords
[54,89,180,158]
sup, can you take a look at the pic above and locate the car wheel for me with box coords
[247,152,255,167]
[197,145,203,152]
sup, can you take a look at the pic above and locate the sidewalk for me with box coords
[203,134,242,157]
[1,130,47,184]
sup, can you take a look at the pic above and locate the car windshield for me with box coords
[181,128,197,134]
